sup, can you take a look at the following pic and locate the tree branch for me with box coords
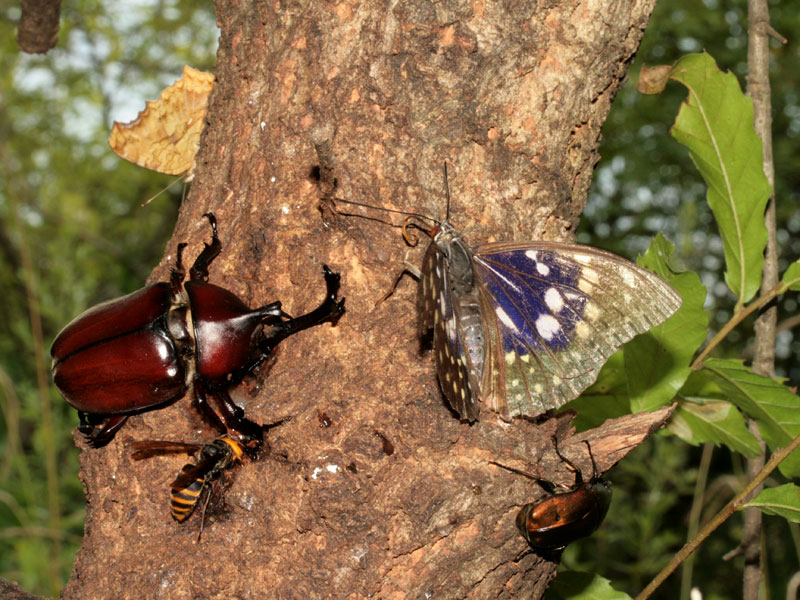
[61,1,660,597]
[16,0,61,54]
[743,0,778,597]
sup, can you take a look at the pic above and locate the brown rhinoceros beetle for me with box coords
[51,213,345,448]
[492,436,612,550]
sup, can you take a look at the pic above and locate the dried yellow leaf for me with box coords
[109,65,214,177]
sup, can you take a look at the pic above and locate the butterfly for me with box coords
[335,168,682,422]
[109,65,214,178]
[415,212,682,422]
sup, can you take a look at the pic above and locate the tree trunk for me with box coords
[62,1,661,598]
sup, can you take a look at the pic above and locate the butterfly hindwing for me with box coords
[472,241,682,418]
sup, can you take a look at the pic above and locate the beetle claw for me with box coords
[320,264,346,320]
[78,414,129,448]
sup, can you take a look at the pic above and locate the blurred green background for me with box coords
[0,0,797,597]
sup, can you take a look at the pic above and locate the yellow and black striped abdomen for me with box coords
[170,464,205,522]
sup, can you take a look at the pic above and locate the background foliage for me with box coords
[0,0,796,597]
[0,1,215,595]
[565,1,800,599]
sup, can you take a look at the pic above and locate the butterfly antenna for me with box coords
[442,161,451,222]
[141,175,186,207]
[403,215,437,246]
[335,198,437,225]
[332,207,397,229]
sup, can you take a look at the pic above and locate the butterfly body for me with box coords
[418,221,682,421]
[419,223,484,421]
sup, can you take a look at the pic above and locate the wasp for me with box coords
[132,434,244,523]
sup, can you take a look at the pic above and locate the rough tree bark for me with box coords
[62,1,663,598]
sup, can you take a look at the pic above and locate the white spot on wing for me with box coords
[535,314,561,340]
[572,253,593,265]
[585,302,600,321]
[622,268,637,287]
[582,268,599,284]
[495,306,518,332]
[544,288,564,312]
[536,262,550,276]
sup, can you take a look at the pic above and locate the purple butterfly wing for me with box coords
[472,242,682,419]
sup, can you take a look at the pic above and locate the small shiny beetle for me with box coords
[51,214,345,447]
[492,436,612,550]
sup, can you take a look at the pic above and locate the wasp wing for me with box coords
[130,440,203,460]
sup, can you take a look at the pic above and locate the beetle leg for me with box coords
[489,460,558,494]
[193,380,232,433]
[552,435,584,488]
[78,412,129,448]
[194,380,263,447]
[512,546,537,563]
[170,242,188,296]
[189,213,222,282]
[583,440,599,481]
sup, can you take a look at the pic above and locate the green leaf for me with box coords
[782,260,800,291]
[669,52,771,305]
[566,351,632,431]
[626,235,708,412]
[545,571,633,600]
[703,358,800,477]
[669,397,761,457]
[741,484,800,523]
